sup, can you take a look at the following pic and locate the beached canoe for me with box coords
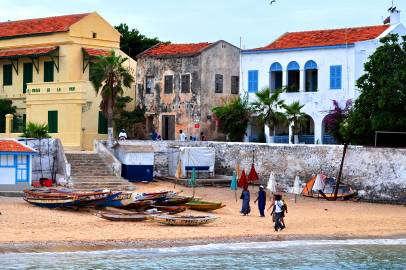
[24,191,121,208]
[120,199,154,210]
[156,196,194,206]
[99,212,148,222]
[185,201,225,211]
[153,215,218,226]
[152,205,187,214]
[23,197,80,208]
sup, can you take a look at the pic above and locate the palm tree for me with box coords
[90,51,134,147]
[283,101,306,144]
[251,88,286,142]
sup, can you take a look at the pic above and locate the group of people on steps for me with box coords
[240,186,288,231]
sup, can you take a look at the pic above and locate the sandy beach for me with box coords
[0,181,405,253]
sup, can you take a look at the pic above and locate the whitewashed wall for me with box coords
[111,140,406,204]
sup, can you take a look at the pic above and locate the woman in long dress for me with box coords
[240,186,251,216]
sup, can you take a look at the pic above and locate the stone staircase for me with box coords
[65,152,135,191]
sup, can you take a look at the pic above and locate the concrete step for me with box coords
[66,152,132,191]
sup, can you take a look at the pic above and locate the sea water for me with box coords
[1,239,406,270]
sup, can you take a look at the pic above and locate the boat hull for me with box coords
[153,215,218,226]
[186,201,225,211]
[99,212,148,222]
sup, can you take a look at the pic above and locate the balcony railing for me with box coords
[272,135,315,144]
[26,81,91,95]
[323,134,338,145]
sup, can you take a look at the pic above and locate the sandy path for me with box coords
[0,181,405,250]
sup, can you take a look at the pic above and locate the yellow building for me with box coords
[0,12,136,150]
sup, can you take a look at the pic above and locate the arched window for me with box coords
[304,60,318,92]
[287,61,300,92]
[269,62,283,91]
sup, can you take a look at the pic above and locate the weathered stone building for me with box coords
[136,41,240,140]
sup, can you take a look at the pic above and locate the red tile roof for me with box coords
[139,42,212,57]
[0,140,35,153]
[83,47,110,57]
[0,46,58,59]
[252,25,390,51]
[0,13,89,39]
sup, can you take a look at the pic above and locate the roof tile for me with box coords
[0,140,35,153]
[252,25,390,51]
[0,46,57,59]
[83,47,110,57]
[140,42,212,57]
[0,13,89,39]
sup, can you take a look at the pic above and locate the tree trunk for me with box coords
[333,143,348,199]
[106,98,114,148]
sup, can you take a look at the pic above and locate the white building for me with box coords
[0,139,36,191]
[241,8,406,144]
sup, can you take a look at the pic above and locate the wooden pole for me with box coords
[333,143,348,200]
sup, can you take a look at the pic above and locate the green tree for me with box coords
[115,23,160,59]
[113,96,146,139]
[344,34,406,145]
[283,101,306,144]
[212,97,252,141]
[21,122,50,138]
[90,51,134,147]
[0,99,16,133]
[324,100,352,144]
[251,88,286,141]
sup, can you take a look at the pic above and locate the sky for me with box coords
[0,0,405,49]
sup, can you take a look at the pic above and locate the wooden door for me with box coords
[162,115,175,140]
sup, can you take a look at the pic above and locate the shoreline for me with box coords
[2,234,406,254]
[1,182,405,254]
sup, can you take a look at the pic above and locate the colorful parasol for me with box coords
[247,163,259,183]
[188,168,197,197]
[292,174,301,203]
[312,174,324,193]
[174,159,182,188]
[230,171,238,201]
[238,170,248,189]
[267,172,277,193]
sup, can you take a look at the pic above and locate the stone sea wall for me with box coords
[114,141,406,204]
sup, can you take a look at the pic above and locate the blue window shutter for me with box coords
[248,70,258,93]
[330,66,335,89]
[330,65,342,89]
[336,66,342,89]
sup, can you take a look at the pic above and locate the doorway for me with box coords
[23,62,33,93]
[162,115,175,140]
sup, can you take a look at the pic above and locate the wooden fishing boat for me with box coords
[152,205,187,214]
[156,196,194,206]
[99,212,148,222]
[23,197,80,208]
[120,199,154,210]
[301,176,357,200]
[24,191,122,208]
[185,200,225,211]
[95,192,134,207]
[153,215,218,226]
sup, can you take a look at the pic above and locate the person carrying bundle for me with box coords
[269,194,287,231]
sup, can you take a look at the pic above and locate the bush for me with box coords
[212,97,252,141]
[21,122,50,138]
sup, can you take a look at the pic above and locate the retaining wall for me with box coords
[113,140,406,204]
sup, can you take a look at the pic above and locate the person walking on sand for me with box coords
[240,186,251,216]
[254,185,266,217]
[269,194,285,231]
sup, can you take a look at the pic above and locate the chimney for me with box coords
[386,6,401,25]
